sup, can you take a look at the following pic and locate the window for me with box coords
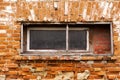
[27,26,89,52]
[21,22,113,55]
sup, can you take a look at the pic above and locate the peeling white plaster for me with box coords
[113,14,118,21]
[48,18,53,22]
[107,2,113,18]
[0,30,6,34]
[99,1,105,8]
[118,37,120,41]
[77,70,90,80]
[7,34,11,38]
[87,61,94,64]
[102,2,109,17]
[113,21,120,25]
[83,8,87,19]
[54,72,74,80]
[26,0,39,2]
[28,16,32,21]
[4,0,17,2]
[30,9,35,21]
[37,76,41,80]
[64,1,69,15]
[54,2,58,9]
[2,6,14,13]
[0,18,9,22]
[90,5,96,21]
[101,61,107,63]
[69,0,79,1]
[43,17,47,21]
[0,75,6,80]
[109,2,113,9]
[46,3,49,8]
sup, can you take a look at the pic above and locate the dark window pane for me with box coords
[69,30,87,50]
[30,30,66,50]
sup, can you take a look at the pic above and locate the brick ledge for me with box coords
[14,55,117,61]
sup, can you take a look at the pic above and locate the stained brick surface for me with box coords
[0,0,120,79]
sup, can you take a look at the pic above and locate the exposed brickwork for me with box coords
[0,0,120,80]
[93,25,111,54]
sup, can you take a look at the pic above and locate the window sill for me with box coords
[14,52,115,61]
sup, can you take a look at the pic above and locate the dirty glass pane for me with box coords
[69,30,87,50]
[30,30,66,50]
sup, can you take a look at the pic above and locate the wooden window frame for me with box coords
[26,25,89,52]
[20,22,113,56]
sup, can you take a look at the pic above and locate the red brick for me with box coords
[0,34,7,37]
[5,63,18,68]
[0,1,119,80]
[32,63,46,67]
[2,67,9,71]
[8,71,18,75]
[107,75,117,79]
[0,25,8,29]
[12,33,20,37]
[76,63,90,68]
[61,63,75,67]
[0,2,10,6]
[36,67,45,71]
[21,68,30,72]
[13,37,20,41]
[92,63,105,67]
[23,75,37,79]
[0,37,6,41]
[0,45,6,49]
[106,67,120,71]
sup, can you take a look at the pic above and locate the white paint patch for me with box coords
[77,70,90,80]
[109,2,113,8]
[0,75,6,80]
[4,0,17,2]
[87,61,94,64]
[102,2,109,16]
[54,72,74,80]
[69,0,78,1]
[99,1,105,8]
[0,30,6,34]
[26,0,39,2]
[64,1,69,15]
[54,2,58,9]
[3,6,14,13]
[43,17,47,21]
[0,18,9,22]
[113,21,120,25]
[28,16,32,21]
[83,8,87,19]
[30,9,35,21]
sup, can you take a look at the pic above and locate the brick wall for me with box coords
[0,0,120,80]
[93,25,111,54]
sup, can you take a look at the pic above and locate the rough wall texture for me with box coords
[0,0,120,80]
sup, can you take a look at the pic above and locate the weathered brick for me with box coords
[32,63,46,67]
[106,67,120,71]
[0,1,119,80]
[94,68,102,72]
[12,33,20,37]
[0,34,7,37]
[61,63,75,67]
[107,75,117,79]
[36,67,45,71]
[23,75,37,79]
[92,63,105,67]
[5,63,18,68]
[21,68,30,72]
[8,71,18,75]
